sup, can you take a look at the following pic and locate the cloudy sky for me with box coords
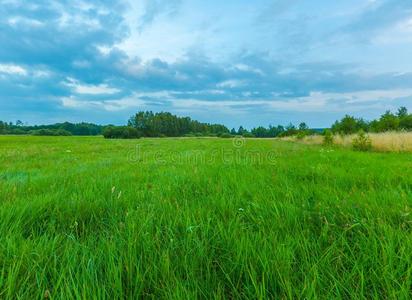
[1,0,412,128]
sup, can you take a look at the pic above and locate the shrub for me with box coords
[8,128,27,135]
[55,129,73,136]
[103,126,141,139]
[400,115,412,130]
[30,129,72,136]
[296,131,307,140]
[352,130,372,152]
[219,133,233,138]
[323,129,334,146]
[242,132,255,138]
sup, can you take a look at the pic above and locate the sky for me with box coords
[1,0,412,128]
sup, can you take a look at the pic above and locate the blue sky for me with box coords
[1,0,412,128]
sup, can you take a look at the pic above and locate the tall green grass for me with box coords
[0,136,411,299]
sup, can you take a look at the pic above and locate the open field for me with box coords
[1,136,412,299]
[285,132,412,152]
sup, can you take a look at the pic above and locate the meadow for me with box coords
[288,132,412,152]
[0,136,412,299]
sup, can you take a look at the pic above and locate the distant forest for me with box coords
[0,107,411,138]
[0,112,312,138]
[0,121,104,136]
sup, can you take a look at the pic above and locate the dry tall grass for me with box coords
[285,132,412,152]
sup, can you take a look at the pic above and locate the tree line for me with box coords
[0,121,105,136]
[1,107,411,139]
[104,111,317,139]
[331,107,412,135]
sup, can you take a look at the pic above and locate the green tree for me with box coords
[128,111,229,137]
[268,125,284,137]
[377,111,399,132]
[283,123,297,136]
[397,107,408,118]
[0,121,6,134]
[251,126,269,138]
[237,126,246,135]
[298,122,309,131]
[400,115,412,130]
[331,115,368,135]
[397,107,412,130]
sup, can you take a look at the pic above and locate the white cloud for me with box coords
[8,16,44,27]
[58,11,101,30]
[232,64,264,75]
[65,78,121,95]
[75,84,120,95]
[61,94,146,111]
[32,70,51,78]
[170,88,412,112]
[0,64,28,76]
[216,80,245,89]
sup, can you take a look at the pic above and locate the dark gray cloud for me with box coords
[1,0,412,128]
[0,0,129,80]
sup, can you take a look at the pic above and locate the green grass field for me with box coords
[1,136,412,299]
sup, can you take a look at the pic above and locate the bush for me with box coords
[55,129,73,136]
[400,115,412,130]
[219,133,234,138]
[296,131,307,140]
[323,129,334,146]
[8,128,27,135]
[30,129,72,136]
[352,130,372,152]
[242,132,255,138]
[103,126,141,139]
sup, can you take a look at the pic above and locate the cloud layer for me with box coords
[1,0,412,128]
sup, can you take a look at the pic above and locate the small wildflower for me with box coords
[111,186,116,194]
[117,191,122,199]
[238,208,245,212]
